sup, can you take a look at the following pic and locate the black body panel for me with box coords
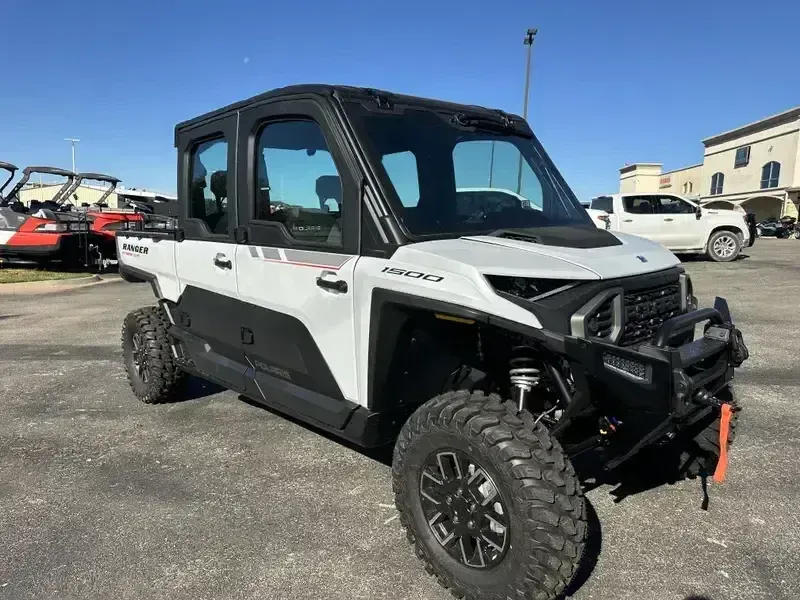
[166,286,362,438]
[488,226,623,249]
[239,301,345,401]
[166,286,247,389]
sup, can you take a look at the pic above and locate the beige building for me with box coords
[619,106,800,220]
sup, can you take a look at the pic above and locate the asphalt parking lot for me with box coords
[1,240,798,600]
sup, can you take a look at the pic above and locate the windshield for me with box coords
[344,103,592,237]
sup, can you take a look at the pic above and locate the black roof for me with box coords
[77,172,121,184]
[0,161,18,172]
[174,83,525,138]
[22,166,75,178]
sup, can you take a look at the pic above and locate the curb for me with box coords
[0,273,123,295]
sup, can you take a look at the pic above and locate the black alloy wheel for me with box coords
[419,449,509,569]
[130,331,150,384]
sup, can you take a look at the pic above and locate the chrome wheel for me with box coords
[131,332,149,383]
[419,449,510,569]
[713,234,737,259]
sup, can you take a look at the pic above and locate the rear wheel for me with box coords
[121,306,185,404]
[707,230,741,262]
[393,391,586,600]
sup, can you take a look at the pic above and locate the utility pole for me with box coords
[516,28,538,194]
[64,138,80,173]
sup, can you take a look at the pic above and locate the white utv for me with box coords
[117,85,749,600]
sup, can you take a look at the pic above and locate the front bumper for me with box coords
[556,297,747,457]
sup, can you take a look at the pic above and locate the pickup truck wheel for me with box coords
[121,306,185,404]
[393,391,586,600]
[707,230,741,262]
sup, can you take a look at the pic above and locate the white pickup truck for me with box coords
[588,193,753,262]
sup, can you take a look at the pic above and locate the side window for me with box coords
[657,196,695,214]
[622,196,655,214]
[255,120,343,247]
[382,151,420,208]
[189,138,229,235]
[590,196,613,213]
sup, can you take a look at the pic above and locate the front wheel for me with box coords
[393,391,586,600]
[707,230,741,262]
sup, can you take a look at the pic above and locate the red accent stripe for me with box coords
[259,257,351,270]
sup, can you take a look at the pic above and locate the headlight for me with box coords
[485,275,579,301]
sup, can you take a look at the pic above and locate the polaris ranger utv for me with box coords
[117,85,748,600]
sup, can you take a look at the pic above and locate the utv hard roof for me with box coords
[22,166,76,178]
[0,161,18,172]
[174,83,525,142]
[77,172,121,184]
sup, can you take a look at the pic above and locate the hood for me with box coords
[397,230,679,280]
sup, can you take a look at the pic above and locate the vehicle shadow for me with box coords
[181,376,226,401]
[236,395,395,465]
[573,449,714,510]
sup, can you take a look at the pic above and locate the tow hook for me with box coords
[692,389,741,412]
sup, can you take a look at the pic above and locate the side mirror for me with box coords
[695,206,702,219]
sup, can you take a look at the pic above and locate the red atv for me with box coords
[0,165,91,266]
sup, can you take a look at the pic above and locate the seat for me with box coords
[208,170,228,234]
[315,175,341,212]
[190,160,208,221]
[315,175,342,245]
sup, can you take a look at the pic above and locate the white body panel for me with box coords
[116,235,181,300]
[236,245,360,402]
[175,239,238,300]
[0,231,14,245]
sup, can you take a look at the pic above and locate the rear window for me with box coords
[590,196,613,213]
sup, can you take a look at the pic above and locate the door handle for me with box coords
[214,253,232,270]
[663,218,674,222]
[623,219,633,223]
[316,277,348,293]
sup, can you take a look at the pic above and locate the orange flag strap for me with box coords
[713,403,733,483]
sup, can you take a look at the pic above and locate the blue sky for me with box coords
[1,0,798,199]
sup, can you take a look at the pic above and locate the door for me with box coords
[652,195,703,249]
[234,98,363,427]
[173,116,247,389]
[617,196,666,244]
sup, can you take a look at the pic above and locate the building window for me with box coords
[760,161,780,189]
[734,146,750,168]
[710,172,724,196]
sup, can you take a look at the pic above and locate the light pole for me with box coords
[64,138,80,173]
[516,28,538,194]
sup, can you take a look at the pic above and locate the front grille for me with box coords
[621,283,681,346]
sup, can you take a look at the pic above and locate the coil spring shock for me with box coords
[509,347,540,412]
